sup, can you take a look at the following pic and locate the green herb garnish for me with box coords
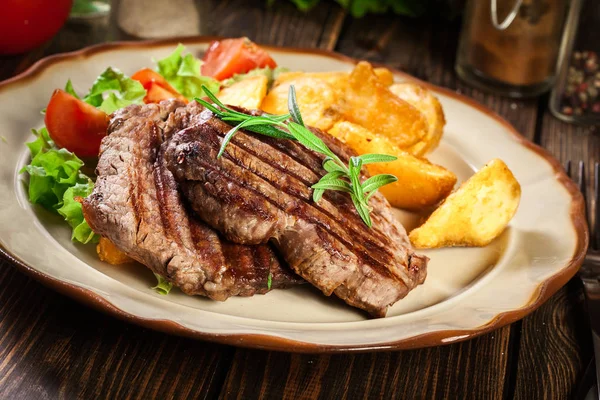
[195,85,398,227]
[152,273,173,295]
[267,272,273,290]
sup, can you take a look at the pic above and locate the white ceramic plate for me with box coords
[0,38,587,352]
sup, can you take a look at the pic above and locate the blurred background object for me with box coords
[117,0,200,38]
[0,0,73,54]
[549,0,600,125]
[70,0,111,20]
[455,0,570,98]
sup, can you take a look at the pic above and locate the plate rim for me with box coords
[0,36,588,353]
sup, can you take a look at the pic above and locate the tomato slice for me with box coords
[144,82,188,104]
[201,38,277,80]
[44,89,109,157]
[131,68,187,103]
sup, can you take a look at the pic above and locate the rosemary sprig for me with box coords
[194,85,398,227]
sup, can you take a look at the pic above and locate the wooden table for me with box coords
[0,1,597,398]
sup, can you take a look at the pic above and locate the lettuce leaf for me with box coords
[152,273,173,295]
[57,181,97,244]
[83,67,146,114]
[21,128,99,244]
[156,44,220,100]
[221,66,290,88]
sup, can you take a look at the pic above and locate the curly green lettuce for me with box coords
[152,273,173,295]
[83,67,146,114]
[20,128,99,244]
[156,44,220,100]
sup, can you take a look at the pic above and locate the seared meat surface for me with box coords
[82,100,301,300]
[164,102,428,317]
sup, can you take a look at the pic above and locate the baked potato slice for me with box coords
[97,237,133,265]
[340,62,428,149]
[328,121,456,210]
[273,67,393,87]
[218,75,268,110]
[389,82,445,156]
[409,159,521,248]
[261,76,340,131]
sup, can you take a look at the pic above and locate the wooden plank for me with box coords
[196,0,345,49]
[220,331,511,399]
[219,14,536,400]
[513,109,598,399]
[0,261,234,399]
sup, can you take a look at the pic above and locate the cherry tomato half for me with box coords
[131,68,187,103]
[201,38,277,81]
[44,89,109,157]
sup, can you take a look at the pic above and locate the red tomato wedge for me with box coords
[201,38,277,80]
[44,89,109,157]
[145,82,189,104]
[131,68,187,103]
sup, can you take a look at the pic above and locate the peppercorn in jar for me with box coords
[549,0,600,124]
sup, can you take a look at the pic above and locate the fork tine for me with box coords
[578,161,589,233]
[594,162,600,250]
[565,160,572,177]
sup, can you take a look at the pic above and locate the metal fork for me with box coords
[566,160,600,399]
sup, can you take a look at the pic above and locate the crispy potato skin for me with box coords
[340,62,428,149]
[409,159,521,248]
[261,76,340,131]
[97,237,133,265]
[328,121,456,210]
[389,83,445,156]
[218,75,268,110]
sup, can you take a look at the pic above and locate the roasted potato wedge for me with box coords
[273,67,393,87]
[340,62,428,149]
[328,121,456,210]
[218,75,268,110]
[97,237,133,265]
[261,76,340,131]
[373,67,394,86]
[409,159,521,248]
[389,83,445,156]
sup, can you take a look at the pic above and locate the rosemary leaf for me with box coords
[357,153,398,164]
[361,174,398,193]
[288,85,305,126]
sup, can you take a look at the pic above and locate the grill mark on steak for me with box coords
[82,100,302,300]
[173,125,399,274]
[164,103,428,316]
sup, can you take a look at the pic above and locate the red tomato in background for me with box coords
[202,38,277,80]
[45,90,109,157]
[0,0,73,54]
[131,68,188,103]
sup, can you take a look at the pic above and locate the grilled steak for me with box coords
[82,100,301,300]
[164,103,428,317]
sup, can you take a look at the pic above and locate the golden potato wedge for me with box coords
[389,83,446,156]
[328,121,456,210]
[97,237,133,265]
[373,67,394,86]
[218,75,268,110]
[409,159,521,248]
[273,68,393,87]
[340,62,428,149]
[261,76,340,131]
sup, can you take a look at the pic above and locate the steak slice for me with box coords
[82,100,301,300]
[164,102,428,317]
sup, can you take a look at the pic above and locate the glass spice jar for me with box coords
[456,0,571,98]
[549,0,600,124]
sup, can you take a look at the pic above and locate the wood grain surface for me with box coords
[0,1,594,399]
